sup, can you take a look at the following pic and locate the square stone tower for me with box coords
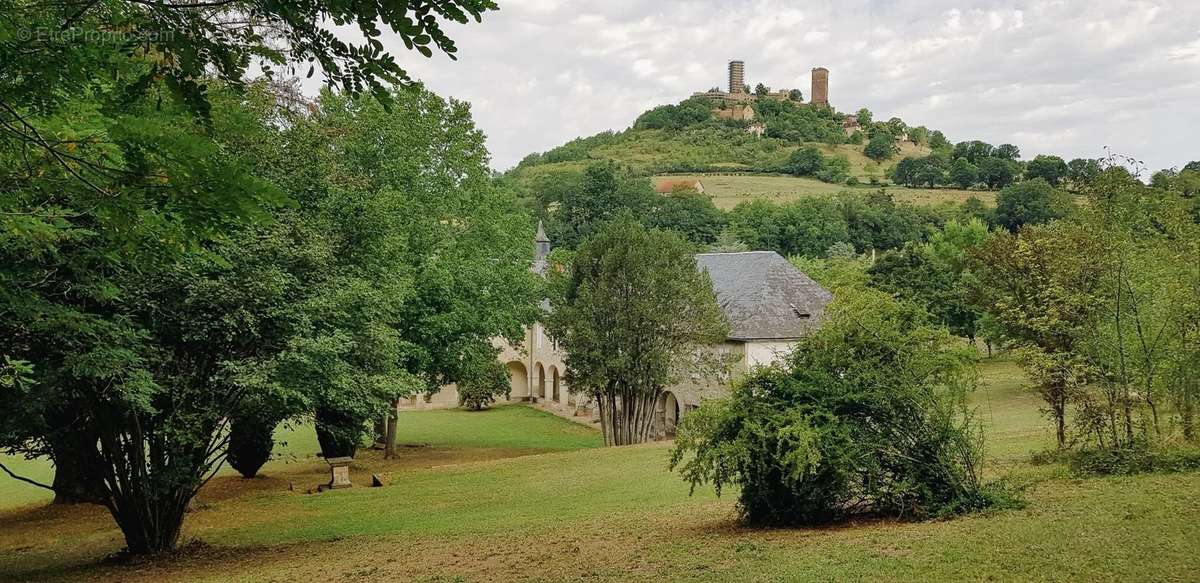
[728,60,745,94]
[811,67,829,106]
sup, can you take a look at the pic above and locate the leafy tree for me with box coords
[950,158,980,189]
[1025,155,1069,186]
[864,133,897,162]
[456,359,511,411]
[892,157,919,186]
[848,130,865,145]
[929,130,951,151]
[909,126,930,146]
[856,108,873,127]
[816,156,851,184]
[953,141,994,164]
[1067,158,1102,187]
[546,218,729,445]
[885,117,907,137]
[551,162,656,248]
[646,189,727,244]
[1185,161,1200,173]
[788,89,804,101]
[994,144,1021,161]
[978,157,1017,189]
[840,192,932,252]
[959,197,996,227]
[994,178,1074,230]
[754,83,770,97]
[787,146,826,176]
[671,287,997,525]
[634,96,715,130]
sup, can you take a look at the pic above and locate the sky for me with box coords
[331,0,1200,172]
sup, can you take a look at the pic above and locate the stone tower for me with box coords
[811,67,829,106]
[728,60,745,94]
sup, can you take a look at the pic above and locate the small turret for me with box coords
[534,220,551,264]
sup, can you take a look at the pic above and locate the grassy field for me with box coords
[653,173,994,210]
[2,359,1198,582]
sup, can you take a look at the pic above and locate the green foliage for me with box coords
[671,288,999,525]
[646,189,727,244]
[752,99,845,144]
[546,217,729,445]
[787,147,826,176]
[228,415,278,479]
[456,360,511,411]
[1025,155,1069,186]
[634,97,716,131]
[994,178,1075,230]
[977,157,1017,189]
[549,162,656,248]
[929,130,951,151]
[1068,444,1200,476]
[864,133,898,161]
[950,158,980,189]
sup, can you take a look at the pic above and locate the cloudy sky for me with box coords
[349,0,1200,172]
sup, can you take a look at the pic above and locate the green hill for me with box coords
[503,95,985,208]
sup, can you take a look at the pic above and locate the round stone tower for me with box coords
[728,60,745,94]
[811,67,829,106]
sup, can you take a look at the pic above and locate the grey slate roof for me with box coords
[695,251,832,341]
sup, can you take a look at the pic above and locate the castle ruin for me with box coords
[695,60,831,122]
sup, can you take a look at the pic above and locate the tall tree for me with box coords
[546,218,728,446]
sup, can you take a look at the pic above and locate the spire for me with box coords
[534,220,551,265]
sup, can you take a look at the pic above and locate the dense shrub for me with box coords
[1068,444,1200,476]
[634,97,716,130]
[458,360,512,410]
[671,289,1006,525]
[228,415,277,478]
[994,178,1075,230]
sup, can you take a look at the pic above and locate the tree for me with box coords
[671,288,996,525]
[978,157,1016,189]
[754,83,770,97]
[864,133,897,162]
[787,146,826,176]
[816,156,851,184]
[953,141,994,164]
[646,189,727,244]
[856,108,873,127]
[0,0,503,556]
[994,144,1021,161]
[1025,155,1069,186]
[929,130,951,151]
[546,218,729,446]
[909,125,930,146]
[552,163,655,248]
[951,158,980,189]
[994,178,1074,230]
[788,88,804,101]
[456,359,511,411]
[1185,161,1200,173]
[1067,158,1102,188]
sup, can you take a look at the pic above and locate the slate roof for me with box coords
[695,251,832,341]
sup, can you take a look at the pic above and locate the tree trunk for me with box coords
[384,399,399,459]
[48,436,101,505]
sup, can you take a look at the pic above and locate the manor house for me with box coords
[404,223,832,438]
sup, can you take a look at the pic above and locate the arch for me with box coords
[656,391,680,439]
[536,363,546,400]
[506,361,529,400]
[551,366,561,403]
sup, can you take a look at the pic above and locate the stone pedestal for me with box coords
[326,456,353,489]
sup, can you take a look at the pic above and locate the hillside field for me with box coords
[653,173,994,210]
[2,359,1198,582]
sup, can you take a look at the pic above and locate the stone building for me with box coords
[406,224,833,439]
[811,67,829,106]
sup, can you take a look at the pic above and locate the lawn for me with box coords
[2,359,1198,582]
[652,173,994,210]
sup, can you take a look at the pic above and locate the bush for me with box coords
[228,415,277,478]
[315,405,368,459]
[671,289,1003,525]
[1068,444,1200,476]
[458,360,511,410]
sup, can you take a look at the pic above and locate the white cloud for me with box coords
[330,0,1200,171]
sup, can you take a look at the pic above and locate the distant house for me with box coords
[407,228,833,440]
[654,178,705,194]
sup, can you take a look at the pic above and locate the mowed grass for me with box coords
[653,173,994,210]
[2,359,1199,582]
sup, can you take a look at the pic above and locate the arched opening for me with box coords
[536,363,546,400]
[506,361,529,400]
[551,366,561,403]
[656,391,680,439]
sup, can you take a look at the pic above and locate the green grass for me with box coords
[653,173,992,210]
[3,359,1199,582]
[0,404,601,511]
